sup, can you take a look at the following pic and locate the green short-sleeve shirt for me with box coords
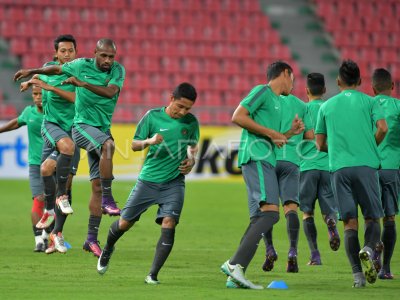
[39,61,76,132]
[17,105,44,165]
[237,85,282,167]
[275,94,313,166]
[300,100,329,171]
[62,58,126,132]
[375,94,400,169]
[134,107,200,183]
[315,90,384,171]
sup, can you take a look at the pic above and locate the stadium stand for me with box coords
[313,0,400,96]
[0,0,301,124]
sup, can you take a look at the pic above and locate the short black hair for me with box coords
[172,82,197,102]
[372,68,392,92]
[267,61,293,81]
[338,60,360,86]
[96,38,116,51]
[307,72,325,96]
[54,34,77,51]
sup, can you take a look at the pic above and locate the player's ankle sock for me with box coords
[231,211,279,269]
[303,217,318,251]
[364,220,381,250]
[88,215,101,241]
[105,220,125,250]
[382,220,396,270]
[286,210,300,249]
[56,154,73,197]
[33,225,42,237]
[149,228,175,277]
[101,178,113,197]
[344,229,362,273]
[42,175,56,211]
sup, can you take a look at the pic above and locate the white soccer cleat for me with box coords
[220,260,263,290]
[51,232,68,253]
[56,195,73,215]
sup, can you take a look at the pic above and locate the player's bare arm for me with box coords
[315,133,328,152]
[14,65,62,81]
[28,78,75,103]
[375,118,388,145]
[232,104,288,148]
[131,133,164,152]
[63,76,120,99]
[179,144,198,175]
[0,118,20,133]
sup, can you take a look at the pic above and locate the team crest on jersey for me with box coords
[181,128,188,136]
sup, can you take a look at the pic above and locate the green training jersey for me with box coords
[62,58,125,132]
[39,61,75,132]
[375,94,400,169]
[237,85,282,167]
[134,107,200,183]
[17,105,44,165]
[315,90,384,172]
[275,94,313,166]
[300,99,329,172]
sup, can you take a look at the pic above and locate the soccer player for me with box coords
[0,85,47,252]
[261,92,314,273]
[315,60,387,287]
[97,82,199,285]
[298,73,340,266]
[371,68,400,280]
[20,34,80,254]
[220,61,305,289]
[14,38,126,257]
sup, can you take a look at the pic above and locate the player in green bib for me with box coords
[0,86,46,252]
[97,83,199,285]
[371,68,400,280]
[220,61,305,289]
[315,60,387,287]
[19,35,80,255]
[299,73,340,266]
[14,38,126,258]
[262,93,314,273]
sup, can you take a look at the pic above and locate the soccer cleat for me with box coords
[286,248,299,273]
[307,250,322,266]
[327,218,340,251]
[45,238,56,254]
[36,211,55,229]
[83,240,102,257]
[352,272,366,288]
[56,194,73,215]
[372,241,384,273]
[378,269,394,280]
[52,232,68,253]
[145,274,160,285]
[33,242,46,252]
[226,276,243,289]
[101,196,121,216]
[359,246,377,284]
[220,260,263,289]
[97,247,115,275]
[262,245,278,272]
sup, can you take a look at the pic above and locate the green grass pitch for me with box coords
[0,179,399,299]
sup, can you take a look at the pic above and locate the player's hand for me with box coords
[149,133,164,145]
[290,114,305,135]
[269,131,288,148]
[20,81,30,92]
[14,69,32,81]
[62,76,84,87]
[179,158,195,175]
